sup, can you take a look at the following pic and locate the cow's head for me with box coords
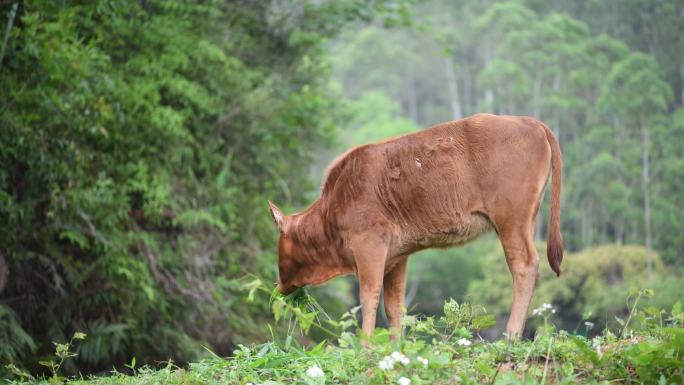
[268,201,350,294]
[268,201,303,294]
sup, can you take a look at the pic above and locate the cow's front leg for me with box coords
[351,233,389,342]
[383,256,408,338]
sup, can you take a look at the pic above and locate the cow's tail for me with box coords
[541,122,564,276]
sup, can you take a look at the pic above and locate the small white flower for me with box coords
[532,303,556,317]
[584,321,594,328]
[417,356,428,368]
[390,351,405,361]
[398,377,411,385]
[378,357,394,370]
[457,338,472,346]
[306,364,324,378]
[400,356,410,366]
[592,336,603,356]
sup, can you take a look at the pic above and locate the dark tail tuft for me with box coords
[547,232,563,276]
[541,122,564,277]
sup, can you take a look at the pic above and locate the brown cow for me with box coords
[268,113,563,339]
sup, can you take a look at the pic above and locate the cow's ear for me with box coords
[268,200,284,230]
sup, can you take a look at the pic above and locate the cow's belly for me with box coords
[405,213,493,253]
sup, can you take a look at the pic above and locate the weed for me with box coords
[6,284,684,384]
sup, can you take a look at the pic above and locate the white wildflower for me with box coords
[398,377,411,385]
[584,321,594,328]
[592,336,603,356]
[457,338,472,347]
[380,352,409,369]
[532,303,556,317]
[417,356,428,368]
[306,364,324,378]
[378,357,394,370]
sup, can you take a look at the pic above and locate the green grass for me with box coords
[6,288,684,385]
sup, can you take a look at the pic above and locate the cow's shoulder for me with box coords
[321,144,374,197]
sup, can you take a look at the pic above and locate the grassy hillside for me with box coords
[7,289,683,385]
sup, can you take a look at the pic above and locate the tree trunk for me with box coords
[581,199,588,246]
[405,261,427,308]
[444,55,462,120]
[484,36,494,113]
[615,221,624,245]
[485,90,494,113]
[532,73,542,117]
[613,115,622,163]
[0,248,7,294]
[0,2,19,70]
[641,114,653,283]
[552,71,561,140]
[407,78,418,123]
[680,62,684,106]
[613,114,625,244]
[535,204,543,241]
[462,63,472,116]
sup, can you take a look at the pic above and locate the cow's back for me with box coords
[325,114,551,254]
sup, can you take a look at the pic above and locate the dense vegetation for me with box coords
[0,0,410,375]
[330,0,684,327]
[334,0,684,262]
[7,288,684,384]
[1,0,683,381]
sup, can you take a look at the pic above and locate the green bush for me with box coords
[468,244,684,334]
[8,291,683,384]
[0,0,409,375]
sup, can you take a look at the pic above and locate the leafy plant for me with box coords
[38,332,86,382]
[7,291,682,384]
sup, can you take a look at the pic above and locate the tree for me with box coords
[599,53,673,282]
[0,0,411,374]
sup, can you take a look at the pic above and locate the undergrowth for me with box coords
[5,282,684,385]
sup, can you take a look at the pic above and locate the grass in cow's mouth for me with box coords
[269,286,334,337]
[271,286,325,315]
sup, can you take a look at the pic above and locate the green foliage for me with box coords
[7,295,684,384]
[468,244,684,333]
[37,332,86,382]
[0,0,411,375]
[406,235,501,317]
[0,306,36,363]
[2,0,684,379]
[331,0,684,264]
[343,91,419,145]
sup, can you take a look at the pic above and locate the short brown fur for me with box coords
[269,114,563,338]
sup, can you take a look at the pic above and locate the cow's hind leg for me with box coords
[499,220,539,339]
[383,255,408,338]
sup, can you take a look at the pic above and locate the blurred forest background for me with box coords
[1,0,683,377]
